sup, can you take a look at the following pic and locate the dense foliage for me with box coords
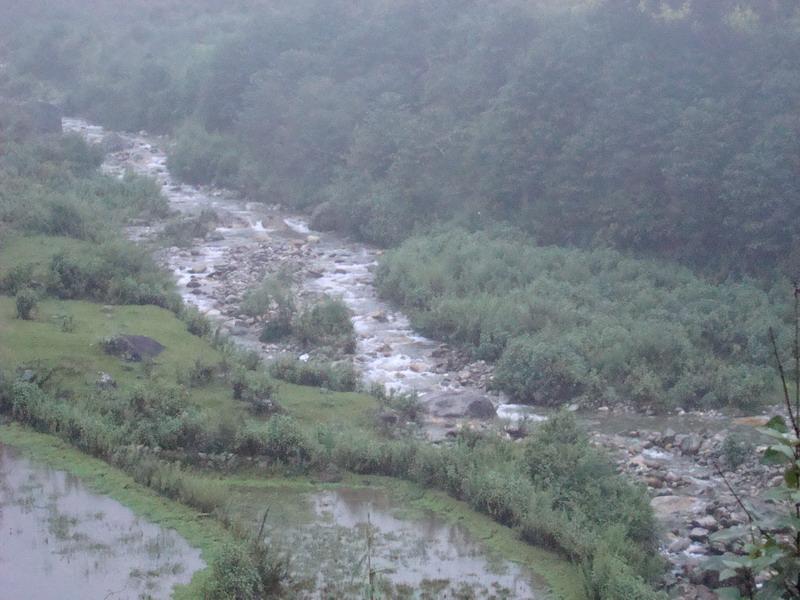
[4,1,799,276]
[0,128,176,308]
[377,227,786,409]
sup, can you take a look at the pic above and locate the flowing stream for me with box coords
[62,118,533,419]
[0,444,204,600]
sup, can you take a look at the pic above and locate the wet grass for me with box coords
[0,234,92,282]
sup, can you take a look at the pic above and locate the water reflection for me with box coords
[0,444,204,600]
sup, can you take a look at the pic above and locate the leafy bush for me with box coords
[167,122,240,187]
[1,263,35,294]
[184,359,216,387]
[293,295,354,351]
[234,417,308,463]
[268,356,358,392]
[721,434,754,469]
[241,273,296,322]
[201,543,263,600]
[46,242,176,308]
[230,368,278,415]
[160,209,219,247]
[180,305,212,337]
[15,287,38,319]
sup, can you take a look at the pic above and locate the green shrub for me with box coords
[181,305,212,337]
[721,433,754,469]
[235,416,309,463]
[15,287,38,319]
[161,209,219,247]
[268,356,358,392]
[494,337,588,405]
[293,295,354,350]
[46,242,176,307]
[2,263,35,294]
[184,359,216,387]
[201,543,263,600]
[230,368,278,414]
[241,273,295,321]
[167,123,240,187]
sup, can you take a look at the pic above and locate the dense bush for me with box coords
[201,543,263,600]
[241,274,295,323]
[1,135,167,238]
[1,263,35,295]
[160,209,218,247]
[230,368,278,415]
[268,356,359,392]
[292,295,354,352]
[377,227,785,410]
[45,242,177,308]
[14,287,38,320]
[167,122,240,187]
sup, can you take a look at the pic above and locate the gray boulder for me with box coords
[427,391,497,420]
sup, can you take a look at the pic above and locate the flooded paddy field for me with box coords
[0,442,204,600]
[226,477,559,599]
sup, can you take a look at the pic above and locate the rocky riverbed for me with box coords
[63,117,784,598]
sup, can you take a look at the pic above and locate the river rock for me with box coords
[427,391,497,420]
[467,397,497,418]
[688,527,709,542]
[668,537,691,553]
[692,515,718,531]
[96,372,117,390]
[680,433,703,455]
[650,495,703,519]
[309,200,345,231]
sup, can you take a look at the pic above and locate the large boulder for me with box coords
[426,391,497,420]
[102,335,165,362]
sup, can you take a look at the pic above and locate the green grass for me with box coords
[0,235,580,598]
[0,233,93,281]
[276,381,377,428]
[0,294,379,423]
[0,423,232,599]
[0,295,223,398]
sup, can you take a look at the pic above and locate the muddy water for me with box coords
[237,485,546,598]
[0,444,204,599]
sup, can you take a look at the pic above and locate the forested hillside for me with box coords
[2,0,799,274]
